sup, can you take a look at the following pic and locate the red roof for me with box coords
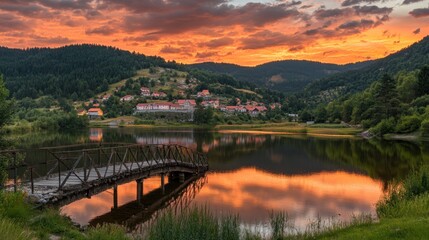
[88,108,103,113]
[177,99,196,106]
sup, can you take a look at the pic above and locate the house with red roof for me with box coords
[88,108,103,119]
[177,99,196,109]
[197,89,210,98]
[120,95,134,102]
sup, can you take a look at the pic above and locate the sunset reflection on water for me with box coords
[57,128,411,231]
[61,168,382,229]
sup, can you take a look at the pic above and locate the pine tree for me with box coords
[374,74,400,122]
[0,75,13,129]
[417,66,429,97]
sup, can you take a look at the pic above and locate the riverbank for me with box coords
[90,119,362,137]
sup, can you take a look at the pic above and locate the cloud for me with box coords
[409,8,429,18]
[123,34,160,42]
[85,26,116,36]
[30,35,73,44]
[105,0,303,35]
[313,8,352,20]
[195,51,219,58]
[336,19,376,33]
[0,13,28,32]
[413,28,421,34]
[402,0,424,5]
[353,6,393,15]
[239,30,305,50]
[199,37,234,48]
[341,0,384,7]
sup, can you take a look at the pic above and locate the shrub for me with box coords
[395,115,421,133]
[370,118,395,136]
[377,166,429,218]
[421,119,429,137]
[0,192,32,222]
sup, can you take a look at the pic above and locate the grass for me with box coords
[147,206,239,240]
[0,191,132,240]
[216,122,361,137]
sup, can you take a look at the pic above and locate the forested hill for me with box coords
[190,60,371,94]
[0,45,175,100]
[305,35,429,101]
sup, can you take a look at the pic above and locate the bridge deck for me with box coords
[33,159,184,188]
[2,143,209,205]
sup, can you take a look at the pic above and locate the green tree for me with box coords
[0,75,13,129]
[374,74,401,122]
[417,66,429,97]
[194,107,213,124]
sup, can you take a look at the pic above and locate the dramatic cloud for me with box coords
[353,6,393,15]
[199,37,235,48]
[402,0,424,5]
[0,0,427,65]
[313,8,352,20]
[239,30,305,50]
[413,28,421,34]
[337,19,376,31]
[409,8,429,18]
[86,26,116,35]
[341,0,384,7]
[121,2,303,35]
[0,13,28,32]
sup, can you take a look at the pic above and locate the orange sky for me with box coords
[1,0,428,66]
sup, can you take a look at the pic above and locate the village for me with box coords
[80,85,278,121]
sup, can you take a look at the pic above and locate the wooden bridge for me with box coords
[0,143,208,204]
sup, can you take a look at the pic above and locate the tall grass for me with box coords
[86,224,131,240]
[377,166,429,218]
[0,217,33,240]
[147,206,239,240]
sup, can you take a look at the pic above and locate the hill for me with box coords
[305,35,429,102]
[190,60,371,94]
[0,45,174,100]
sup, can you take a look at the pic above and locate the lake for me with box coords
[6,127,429,234]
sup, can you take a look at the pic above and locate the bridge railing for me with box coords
[0,143,208,193]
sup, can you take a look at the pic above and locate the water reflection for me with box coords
[6,128,429,232]
[193,168,381,229]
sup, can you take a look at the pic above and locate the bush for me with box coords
[395,115,421,133]
[377,166,429,218]
[370,118,395,136]
[0,192,32,222]
[421,119,429,137]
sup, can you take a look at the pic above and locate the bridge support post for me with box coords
[179,173,185,183]
[161,174,165,194]
[136,179,144,203]
[112,184,118,210]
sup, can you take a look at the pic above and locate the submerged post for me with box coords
[113,184,118,209]
[136,178,144,203]
[161,173,165,194]
[30,167,34,194]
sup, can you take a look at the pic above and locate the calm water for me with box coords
[6,127,429,232]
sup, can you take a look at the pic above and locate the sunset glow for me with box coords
[61,168,383,229]
[1,0,428,66]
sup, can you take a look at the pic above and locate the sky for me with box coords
[1,0,429,66]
